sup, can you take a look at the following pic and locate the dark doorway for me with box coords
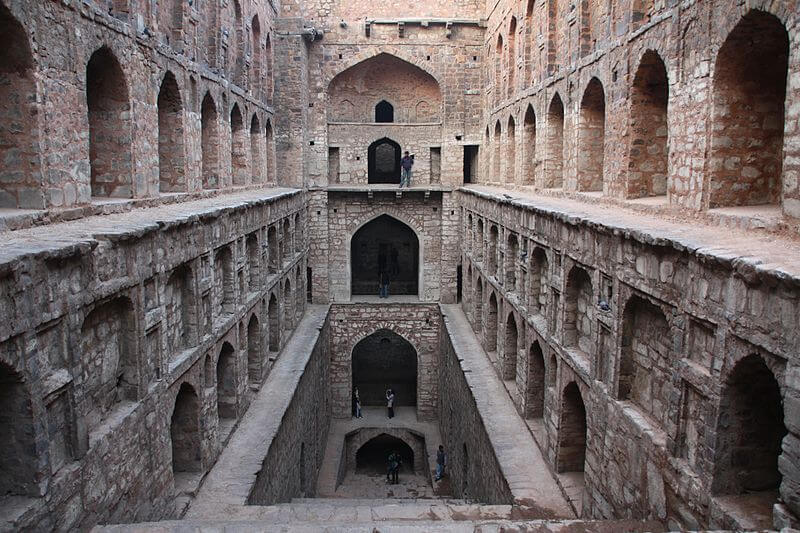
[375,100,394,123]
[463,145,479,184]
[368,138,401,184]
[456,264,462,303]
[306,267,313,303]
[352,329,417,407]
[351,215,419,295]
[356,434,414,474]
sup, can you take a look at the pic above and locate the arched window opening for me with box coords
[352,329,417,407]
[507,115,516,185]
[157,71,186,193]
[87,46,132,198]
[494,34,504,105]
[545,94,564,189]
[557,382,587,473]
[564,266,593,354]
[283,281,293,332]
[247,314,261,387]
[201,92,219,189]
[578,78,605,192]
[375,100,394,123]
[250,114,264,183]
[171,383,201,476]
[216,343,236,421]
[351,215,419,296]
[251,16,262,99]
[503,313,518,381]
[507,17,517,99]
[475,219,484,262]
[265,120,275,184]
[230,104,248,186]
[0,5,40,209]
[523,105,536,186]
[474,279,484,335]
[368,138,401,184]
[295,267,304,324]
[629,51,669,198]
[282,219,292,262]
[488,225,498,276]
[486,292,498,355]
[268,293,279,352]
[526,342,546,418]
[710,11,788,208]
[492,121,502,182]
[0,362,38,497]
[232,0,245,87]
[712,354,786,525]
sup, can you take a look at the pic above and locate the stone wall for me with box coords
[246,312,331,504]
[0,0,278,211]
[328,303,441,421]
[481,0,800,218]
[437,309,515,504]
[0,190,307,530]
[459,188,800,529]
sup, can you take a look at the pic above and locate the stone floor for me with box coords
[333,472,437,499]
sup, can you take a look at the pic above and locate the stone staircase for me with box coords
[93,497,667,532]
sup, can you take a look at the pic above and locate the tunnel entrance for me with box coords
[352,329,417,408]
[356,434,414,474]
[351,215,419,296]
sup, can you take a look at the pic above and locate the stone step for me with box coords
[95,518,669,532]
[289,497,472,506]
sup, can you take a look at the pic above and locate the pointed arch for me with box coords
[507,115,517,185]
[350,214,420,297]
[368,137,401,183]
[545,93,564,188]
[578,77,605,192]
[523,105,536,186]
[201,92,219,189]
[352,328,418,407]
[230,103,248,185]
[157,71,186,192]
[250,113,264,183]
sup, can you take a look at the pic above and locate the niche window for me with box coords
[375,100,394,123]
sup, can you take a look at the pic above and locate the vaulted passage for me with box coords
[0,4,40,209]
[710,10,788,208]
[86,46,131,198]
[557,382,587,473]
[352,329,417,407]
[367,138,401,184]
[216,342,236,420]
[351,215,419,296]
[356,434,414,474]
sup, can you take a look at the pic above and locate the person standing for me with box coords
[399,151,414,188]
[435,445,446,481]
[386,388,395,418]
[387,451,401,484]
[352,387,362,418]
[379,270,389,299]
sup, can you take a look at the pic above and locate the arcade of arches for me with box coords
[1,0,799,531]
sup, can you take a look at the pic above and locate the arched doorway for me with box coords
[356,434,414,474]
[352,329,417,408]
[368,138,401,184]
[171,382,201,475]
[351,215,419,296]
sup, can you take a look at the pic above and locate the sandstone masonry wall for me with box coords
[459,188,800,529]
[0,190,307,529]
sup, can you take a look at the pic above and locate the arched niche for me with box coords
[352,328,417,408]
[350,214,419,296]
[367,138,401,184]
[328,53,441,123]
